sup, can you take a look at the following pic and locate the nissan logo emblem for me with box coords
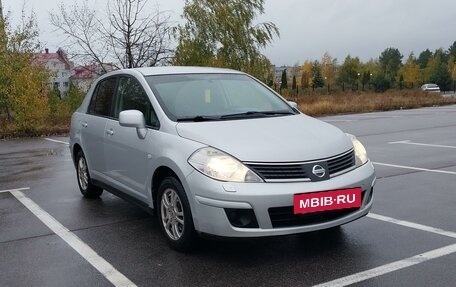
[312,165,326,178]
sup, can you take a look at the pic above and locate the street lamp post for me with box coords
[357,72,361,90]
[370,73,373,90]
[325,76,330,94]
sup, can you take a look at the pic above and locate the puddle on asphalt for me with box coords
[0,147,67,159]
[0,147,70,183]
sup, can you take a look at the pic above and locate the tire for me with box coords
[157,176,197,251]
[75,150,103,198]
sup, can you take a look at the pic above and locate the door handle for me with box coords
[106,129,114,136]
[81,122,88,128]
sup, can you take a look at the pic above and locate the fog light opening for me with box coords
[225,208,259,228]
[367,187,374,203]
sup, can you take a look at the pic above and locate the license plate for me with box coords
[293,188,362,214]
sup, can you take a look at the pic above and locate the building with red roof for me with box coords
[33,48,73,97]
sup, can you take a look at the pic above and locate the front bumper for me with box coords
[184,161,376,237]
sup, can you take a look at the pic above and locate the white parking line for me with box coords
[313,213,456,286]
[323,119,356,123]
[5,187,454,287]
[313,243,456,287]
[346,115,402,118]
[0,187,30,193]
[389,140,456,149]
[368,213,456,239]
[373,162,456,175]
[9,189,137,287]
[323,115,401,122]
[44,138,69,145]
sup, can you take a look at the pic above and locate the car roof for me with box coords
[127,66,244,76]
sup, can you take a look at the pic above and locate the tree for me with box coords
[379,47,403,86]
[448,41,456,60]
[433,48,449,65]
[363,59,381,75]
[66,83,85,111]
[0,0,6,44]
[280,69,288,89]
[417,49,432,69]
[399,53,421,87]
[50,0,173,71]
[370,74,390,92]
[174,0,279,81]
[449,56,456,87]
[429,63,452,91]
[0,8,50,131]
[300,61,312,89]
[290,63,300,86]
[423,54,442,83]
[337,55,361,87]
[398,74,404,89]
[361,71,372,90]
[0,0,4,22]
[291,75,297,90]
[321,52,337,86]
[311,61,325,88]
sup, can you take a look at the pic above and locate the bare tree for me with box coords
[50,0,173,73]
[106,0,173,68]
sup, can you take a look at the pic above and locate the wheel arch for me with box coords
[72,143,83,168]
[151,166,180,210]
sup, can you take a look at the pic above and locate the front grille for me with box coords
[244,164,307,180]
[245,150,355,181]
[328,150,356,174]
[268,207,358,228]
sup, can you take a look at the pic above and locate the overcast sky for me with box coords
[3,0,456,66]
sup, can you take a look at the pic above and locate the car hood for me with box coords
[175,114,353,162]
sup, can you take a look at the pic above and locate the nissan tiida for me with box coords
[69,67,376,251]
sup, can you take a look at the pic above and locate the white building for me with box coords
[33,48,73,97]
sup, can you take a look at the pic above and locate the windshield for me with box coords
[145,73,296,121]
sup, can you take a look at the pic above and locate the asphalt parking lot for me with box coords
[1,105,455,287]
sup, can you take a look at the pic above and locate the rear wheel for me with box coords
[157,176,196,251]
[76,150,103,198]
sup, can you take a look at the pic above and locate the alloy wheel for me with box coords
[160,188,185,240]
[77,157,89,191]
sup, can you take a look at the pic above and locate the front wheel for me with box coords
[76,150,103,198]
[157,177,196,251]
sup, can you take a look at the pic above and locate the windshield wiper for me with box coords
[176,115,221,122]
[220,110,295,119]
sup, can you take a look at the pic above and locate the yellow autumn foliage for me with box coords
[0,11,84,136]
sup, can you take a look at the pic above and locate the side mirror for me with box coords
[287,101,298,110]
[119,110,147,139]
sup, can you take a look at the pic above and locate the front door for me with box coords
[103,76,159,200]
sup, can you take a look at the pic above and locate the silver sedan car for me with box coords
[421,83,440,92]
[69,67,376,251]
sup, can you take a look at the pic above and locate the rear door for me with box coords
[103,75,160,200]
[81,76,117,180]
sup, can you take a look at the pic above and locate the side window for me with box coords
[114,76,159,128]
[88,77,117,117]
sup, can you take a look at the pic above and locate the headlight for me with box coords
[346,133,369,166]
[188,147,263,182]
